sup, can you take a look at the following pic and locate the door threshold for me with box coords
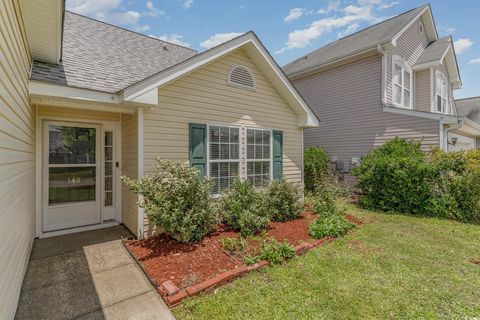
[38,221,120,239]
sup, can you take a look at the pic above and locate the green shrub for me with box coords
[264,179,303,222]
[245,238,296,265]
[304,147,330,192]
[353,138,480,223]
[308,215,355,239]
[220,237,248,253]
[312,188,338,218]
[221,179,270,236]
[122,159,215,243]
[352,138,433,215]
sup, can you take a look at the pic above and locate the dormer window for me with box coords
[435,71,449,114]
[227,65,256,90]
[392,57,412,109]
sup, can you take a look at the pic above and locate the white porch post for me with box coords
[137,107,145,239]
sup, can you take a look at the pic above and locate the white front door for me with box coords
[42,121,102,232]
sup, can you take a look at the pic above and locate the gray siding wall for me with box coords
[0,1,35,319]
[386,16,430,110]
[415,69,430,112]
[292,54,440,184]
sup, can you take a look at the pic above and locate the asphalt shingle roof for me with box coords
[456,97,480,123]
[283,4,428,76]
[31,11,198,93]
[414,36,451,67]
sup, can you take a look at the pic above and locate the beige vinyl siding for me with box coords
[121,112,138,235]
[142,48,303,236]
[386,16,430,106]
[293,54,439,184]
[415,69,430,112]
[0,1,35,319]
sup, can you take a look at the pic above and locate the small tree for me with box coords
[122,159,215,243]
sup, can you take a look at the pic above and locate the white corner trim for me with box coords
[30,81,119,103]
[136,108,145,239]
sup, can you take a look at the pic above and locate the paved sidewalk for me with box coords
[15,226,174,320]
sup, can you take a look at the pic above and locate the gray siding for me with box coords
[415,69,430,112]
[0,1,35,318]
[292,54,439,183]
[386,16,430,108]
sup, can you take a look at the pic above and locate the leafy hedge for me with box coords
[304,147,330,192]
[353,138,480,223]
[122,159,216,243]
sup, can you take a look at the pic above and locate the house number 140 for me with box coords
[68,177,81,184]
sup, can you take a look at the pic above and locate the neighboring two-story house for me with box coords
[284,4,480,181]
[456,96,480,149]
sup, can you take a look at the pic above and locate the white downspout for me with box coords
[443,117,464,151]
[377,44,387,106]
[137,107,145,239]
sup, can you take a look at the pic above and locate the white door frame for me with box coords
[36,115,122,238]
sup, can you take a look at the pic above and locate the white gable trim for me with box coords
[391,5,438,46]
[121,32,319,128]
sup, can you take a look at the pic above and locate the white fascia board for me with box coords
[383,105,459,123]
[29,81,120,104]
[130,88,158,105]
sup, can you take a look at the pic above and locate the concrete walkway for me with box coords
[15,226,174,320]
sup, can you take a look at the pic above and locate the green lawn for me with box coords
[173,205,480,320]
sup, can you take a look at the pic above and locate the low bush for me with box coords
[244,238,296,265]
[312,188,339,218]
[353,138,480,223]
[304,147,330,192]
[220,179,270,236]
[264,179,303,222]
[308,214,355,239]
[220,237,248,253]
[122,159,215,243]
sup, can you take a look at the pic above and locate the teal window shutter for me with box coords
[189,123,207,178]
[272,130,283,180]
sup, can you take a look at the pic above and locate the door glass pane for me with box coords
[49,126,96,164]
[49,167,96,205]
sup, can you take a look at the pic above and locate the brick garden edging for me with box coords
[154,237,335,306]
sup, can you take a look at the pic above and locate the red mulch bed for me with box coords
[125,212,318,290]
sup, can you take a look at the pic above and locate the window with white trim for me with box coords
[207,125,274,194]
[435,72,448,114]
[209,126,240,194]
[393,59,412,109]
[246,128,271,188]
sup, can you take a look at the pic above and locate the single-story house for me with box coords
[0,0,318,318]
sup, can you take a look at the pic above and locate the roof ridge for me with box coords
[284,4,428,69]
[65,10,197,53]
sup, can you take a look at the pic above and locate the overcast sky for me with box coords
[66,0,479,98]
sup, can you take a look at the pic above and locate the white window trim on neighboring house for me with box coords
[392,55,413,109]
[433,70,449,114]
[206,123,273,195]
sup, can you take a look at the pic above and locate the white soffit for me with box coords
[19,0,63,63]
